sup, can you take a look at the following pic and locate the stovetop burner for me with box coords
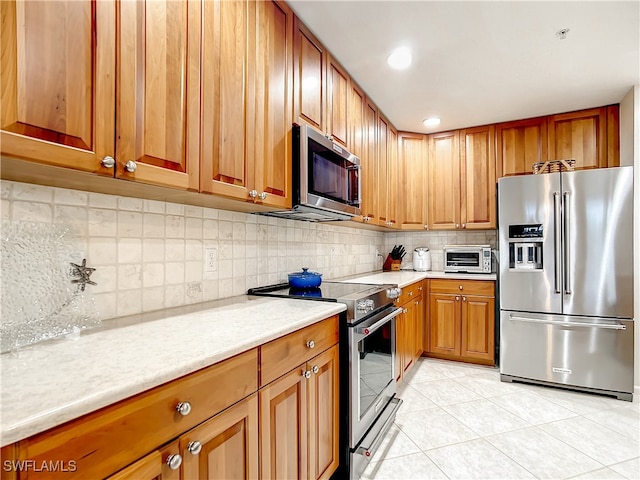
[248,281,401,324]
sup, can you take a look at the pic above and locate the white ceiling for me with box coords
[288,1,640,133]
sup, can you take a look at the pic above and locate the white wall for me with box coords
[620,85,640,391]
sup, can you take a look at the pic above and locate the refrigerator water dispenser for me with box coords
[508,224,543,270]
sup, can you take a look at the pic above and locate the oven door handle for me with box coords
[355,397,403,459]
[355,307,403,337]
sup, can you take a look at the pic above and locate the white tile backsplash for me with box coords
[2,180,496,321]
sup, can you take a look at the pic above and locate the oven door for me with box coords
[348,306,402,447]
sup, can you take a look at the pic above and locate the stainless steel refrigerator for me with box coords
[498,166,634,401]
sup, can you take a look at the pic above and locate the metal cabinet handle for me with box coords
[409,291,413,296]
[303,370,312,379]
[187,441,202,455]
[249,190,258,198]
[462,224,466,229]
[418,286,423,291]
[101,156,115,168]
[424,225,428,230]
[306,340,315,349]
[312,365,319,374]
[165,454,182,470]
[462,296,466,301]
[455,296,460,301]
[124,160,137,172]
[415,300,419,305]
[458,285,463,290]
[455,223,460,229]
[176,401,192,416]
[258,192,267,201]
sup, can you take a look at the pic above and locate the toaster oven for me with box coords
[444,245,492,273]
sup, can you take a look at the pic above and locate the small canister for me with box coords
[413,247,431,272]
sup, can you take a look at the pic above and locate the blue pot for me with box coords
[288,267,322,288]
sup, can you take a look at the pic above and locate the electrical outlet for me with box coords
[205,248,217,272]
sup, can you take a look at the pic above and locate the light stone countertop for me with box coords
[337,269,497,288]
[0,296,345,447]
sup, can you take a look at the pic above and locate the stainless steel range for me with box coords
[248,281,404,479]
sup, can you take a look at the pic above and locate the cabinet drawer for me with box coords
[394,281,424,306]
[18,349,258,480]
[430,279,495,296]
[260,315,339,386]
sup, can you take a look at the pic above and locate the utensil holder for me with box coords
[383,255,393,271]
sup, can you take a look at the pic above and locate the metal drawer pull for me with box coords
[509,315,626,330]
[312,365,319,374]
[355,398,403,459]
[165,454,182,470]
[176,401,192,416]
[306,340,315,349]
[303,370,312,379]
[187,441,202,455]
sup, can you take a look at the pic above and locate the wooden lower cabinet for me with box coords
[427,280,495,365]
[395,281,425,381]
[181,394,258,479]
[107,441,180,480]
[2,316,341,480]
[259,344,339,480]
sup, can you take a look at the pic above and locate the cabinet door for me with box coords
[496,117,547,177]
[307,345,339,480]
[461,295,495,365]
[117,0,200,189]
[397,132,428,230]
[606,105,620,167]
[461,125,496,229]
[181,394,258,479]
[327,56,349,148]
[548,107,607,169]
[376,113,390,226]
[200,0,254,200]
[260,366,308,480]
[395,308,406,382]
[429,294,460,357]
[348,82,366,159]
[254,0,293,208]
[1,0,115,174]
[360,99,378,222]
[293,20,326,132]
[107,442,180,480]
[402,300,416,374]
[412,295,424,362]
[428,131,460,230]
[387,125,399,227]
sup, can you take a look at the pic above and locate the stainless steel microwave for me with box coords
[444,245,492,273]
[256,122,361,222]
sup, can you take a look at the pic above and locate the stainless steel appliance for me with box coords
[498,166,634,401]
[444,245,492,273]
[247,281,403,478]
[256,122,361,222]
[413,247,431,271]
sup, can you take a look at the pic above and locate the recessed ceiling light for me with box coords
[423,117,441,127]
[386,47,412,70]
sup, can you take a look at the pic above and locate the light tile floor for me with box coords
[362,358,640,480]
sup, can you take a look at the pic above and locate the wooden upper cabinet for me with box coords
[548,107,607,169]
[0,0,115,174]
[397,132,428,230]
[606,105,620,167]
[253,0,293,208]
[348,82,366,158]
[327,55,349,148]
[496,116,547,177]
[386,125,399,227]
[200,0,253,199]
[117,0,200,189]
[293,19,326,132]
[461,125,496,229]
[428,131,460,230]
[376,114,390,226]
[359,99,378,222]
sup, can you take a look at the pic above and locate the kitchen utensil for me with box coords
[413,247,431,271]
[288,267,322,288]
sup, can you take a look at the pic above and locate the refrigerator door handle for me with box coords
[508,315,626,330]
[563,191,572,295]
[553,192,562,294]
